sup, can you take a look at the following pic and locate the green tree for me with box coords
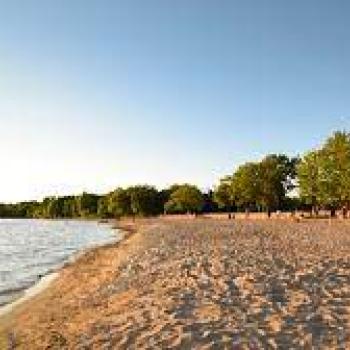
[39,197,61,218]
[297,150,322,216]
[257,154,298,216]
[164,184,203,214]
[61,196,78,217]
[230,155,297,216]
[318,131,350,217]
[128,185,162,217]
[214,176,234,215]
[97,196,110,218]
[107,188,132,218]
[231,162,260,213]
[75,192,100,217]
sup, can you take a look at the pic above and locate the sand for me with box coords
[1,218,350,349]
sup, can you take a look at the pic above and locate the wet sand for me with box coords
[1,218,350,349]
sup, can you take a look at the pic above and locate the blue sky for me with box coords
[1,1,349,202]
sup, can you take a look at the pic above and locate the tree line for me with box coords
[1,130,349,219]
[0,184,206,219]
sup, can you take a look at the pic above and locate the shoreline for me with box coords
[0,273,59,318]
[0,220,130,335]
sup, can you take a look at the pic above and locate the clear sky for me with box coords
[1,1,350,202]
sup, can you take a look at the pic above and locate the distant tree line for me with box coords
[0,184,206,219]
[1,131,350,219]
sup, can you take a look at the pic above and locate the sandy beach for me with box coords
[1,217,350,349]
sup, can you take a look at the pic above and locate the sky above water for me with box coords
[1,0,350,202]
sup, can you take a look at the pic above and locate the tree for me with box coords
[61,196,78,217]
[297,150,322,216]
[257,154,298,216]
[75,192,100,217]
[39,197,61,218]
[97,196,110,218]
[214,176,234,215]
[229,155,297,216]
[164,184,203,214]
[127,185,162,217]
[107,188,132,218]
[231,162,260,213]
[318,131,350,217]
[296,131,350,218]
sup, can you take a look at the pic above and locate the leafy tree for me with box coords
[230,155,297,216]
[165,184,203,214]
[318,131,350,216]
[128,185,162,217]
[39,197,61,218]
[97,196,110,218]
[296,131,350,217]
[75,192,100,217]
[107,188,132,218]
[297,150,322,216]
[231,162,260,212]
[159,185,181,208]
[61,196,78,217]
[214,176,235,214]
[257,154,298,216]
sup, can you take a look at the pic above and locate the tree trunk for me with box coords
[342,206,348,219]
[330,208,336,218]
[267,208,272,218]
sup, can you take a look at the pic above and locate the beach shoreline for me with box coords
[0,273,59,318]
[0,219,134,347]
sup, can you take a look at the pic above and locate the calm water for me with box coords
[0,219,118,306]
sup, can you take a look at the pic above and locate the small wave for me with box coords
[0,285,27,297]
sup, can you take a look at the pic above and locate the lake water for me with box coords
[0,219,118,306]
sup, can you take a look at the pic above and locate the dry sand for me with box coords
[1,218,350,349]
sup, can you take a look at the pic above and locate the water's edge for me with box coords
[0,273,59,317]
[0,220,121,317]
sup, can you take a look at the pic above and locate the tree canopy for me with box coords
[165,184,204,214]
[297,131,350,216]
[213,176,234,212]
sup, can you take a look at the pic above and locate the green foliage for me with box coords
[258,154,298,212]
[107,188,132,218]
[228,154,297,212]
[97,196,110,218]
[128,185,163,217]
[319,131,350,207]
[231,162,261,210]
[297,150,322,208]
[213,176,234,211]
[298,131,350,212]
[75,192,100,218]
[62,197,78,217]
[165,184,203,214]
[100,186,163,218]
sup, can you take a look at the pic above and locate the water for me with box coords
[0,219,118,306]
